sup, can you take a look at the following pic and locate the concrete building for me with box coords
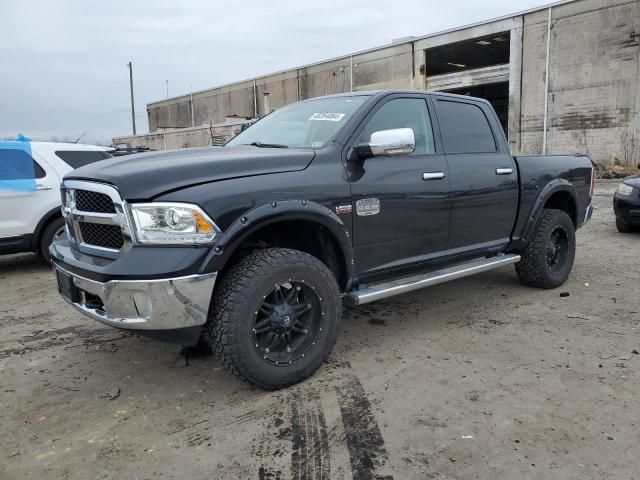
[113,119,249,151]
[114,0,640,166]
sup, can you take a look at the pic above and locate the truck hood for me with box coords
[65,146,315,199]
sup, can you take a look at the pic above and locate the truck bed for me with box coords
[510,154,593,249]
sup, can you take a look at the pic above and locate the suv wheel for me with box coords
[39,217,66,264]
[209,248,341,390]
[515,208,576,289]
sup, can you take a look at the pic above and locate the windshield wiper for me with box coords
[247,141,289,149]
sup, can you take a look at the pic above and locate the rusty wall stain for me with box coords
[554,107,631,131]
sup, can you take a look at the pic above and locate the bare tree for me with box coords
[619,129,639,167]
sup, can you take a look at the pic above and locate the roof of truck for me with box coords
[301,89,492,106]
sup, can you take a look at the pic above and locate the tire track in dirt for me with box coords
[252,363,392,480]
[290,389,331,480]
[251,387,332,480]
[335,374,393,480]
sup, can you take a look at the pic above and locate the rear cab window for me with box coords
[55,150,112,169]
[435,100,497,154]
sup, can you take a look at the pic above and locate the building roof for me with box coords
[148,0,579,107]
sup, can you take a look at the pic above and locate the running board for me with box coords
[344,254,521,306]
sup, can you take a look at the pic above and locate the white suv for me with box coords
[0,141,114,262]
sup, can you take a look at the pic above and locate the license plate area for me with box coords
[56,269,81,303]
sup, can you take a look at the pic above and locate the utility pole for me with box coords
[127,61,136,136]
[190,85,195,127]
[165,80,169,99]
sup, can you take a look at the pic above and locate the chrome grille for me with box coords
[61,180,130,256]
[79,223,124,249]
[76,190,116,214]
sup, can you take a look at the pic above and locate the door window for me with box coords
[436,100,497,154]
[359,98,435,155]
[0,148,47,191]
[0,149,45,180]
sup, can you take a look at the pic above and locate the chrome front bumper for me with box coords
[53,263,216,331]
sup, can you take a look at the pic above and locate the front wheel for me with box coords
[209,248,341,390]
[39,217,66,264]
[515,208,576,289]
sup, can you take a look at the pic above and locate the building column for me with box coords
[508,23,524,155]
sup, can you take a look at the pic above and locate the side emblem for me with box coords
[356,198,380,216]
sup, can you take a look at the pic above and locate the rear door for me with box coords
[348,94,451,275]
[0,142,61,238]
[433,97,517,253]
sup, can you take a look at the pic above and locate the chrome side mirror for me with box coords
[354,128,416,159]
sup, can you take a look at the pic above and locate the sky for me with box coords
[0,0,553,145]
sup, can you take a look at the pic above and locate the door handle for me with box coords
[496,168,513,175]
[422,172,446,181]
[35,184,53,191]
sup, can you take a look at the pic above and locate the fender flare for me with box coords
[198,199,354,285]
[31,206,63,251]
[521,179,578,243]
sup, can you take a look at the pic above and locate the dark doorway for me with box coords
[424,32,510,76]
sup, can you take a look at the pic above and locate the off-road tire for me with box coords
[515,208,576,289]
[39,217,65,264]
[208,247,341,390]
[616,217,633,233]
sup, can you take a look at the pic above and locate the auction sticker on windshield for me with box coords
[309,113,346,121]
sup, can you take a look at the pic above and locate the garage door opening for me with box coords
[424,32,510,76]
[423,32,511,138]
[442,82,509,138]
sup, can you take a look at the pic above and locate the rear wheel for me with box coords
[39,217,66,264]
[209,247,341,390]
[515,208,576,289]
[616,217,633,233]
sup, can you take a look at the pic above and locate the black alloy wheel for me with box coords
[252,280,325,366]
[545,226,569,273]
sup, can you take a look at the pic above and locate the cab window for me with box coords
[359,98,435,155]
[436,100,497,153]
[0,148,45,180]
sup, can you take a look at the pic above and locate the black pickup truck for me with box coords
[51,91,594,389]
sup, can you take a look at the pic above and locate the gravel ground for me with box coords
[1,180,638,480]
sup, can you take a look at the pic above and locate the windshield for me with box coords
[227,96,368,149]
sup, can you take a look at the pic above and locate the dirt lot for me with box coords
[1,180,639,480]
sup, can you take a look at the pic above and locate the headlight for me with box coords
[616,183,634,196]
[129,203,221,244]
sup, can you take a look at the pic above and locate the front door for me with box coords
[347,95,450,276]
